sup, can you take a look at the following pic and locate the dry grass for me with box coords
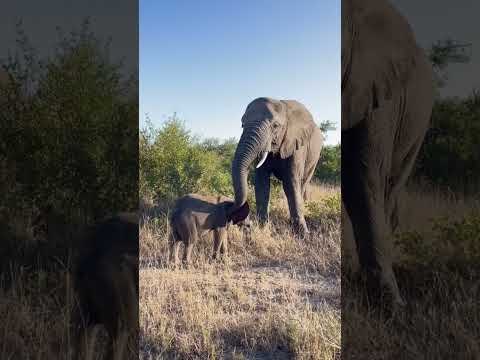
[0,217,133,359]
[397,185,480,233]
[342,184,480,360]
[139,183,341,359]
[3,181,478,359]
[0,266,75,359]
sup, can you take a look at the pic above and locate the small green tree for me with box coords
[139,116,234,202]
[315,145,341,184]
[314,121,340,184]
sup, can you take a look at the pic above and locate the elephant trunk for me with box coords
[232,127,269,208]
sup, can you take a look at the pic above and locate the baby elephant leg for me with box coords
[213,230,222,260]
[183,241,194,265]
[220,234,228,258]
[213,227,228,260]
[170,241,181,266]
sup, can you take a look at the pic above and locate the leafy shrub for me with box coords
[306,192,341,223]
[395,213,480,273]
[0,20,137,225]
[415,93,480,194]
[140,116,234,202]
[314,145,341,184]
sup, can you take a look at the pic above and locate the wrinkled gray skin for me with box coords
[342,0,434,306]
[169,194,251,265]
[231,97,323,235]
[73,212,139,360]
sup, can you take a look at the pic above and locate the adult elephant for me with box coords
[342,0,434,306]
[231,97,323,235]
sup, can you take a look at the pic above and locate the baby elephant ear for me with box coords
[228,202,250,225]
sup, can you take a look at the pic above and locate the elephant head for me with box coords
[216,200,250,227]
[231,97,317,208]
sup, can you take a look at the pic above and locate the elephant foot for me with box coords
[365,269,405,311]
[292,218,309,238]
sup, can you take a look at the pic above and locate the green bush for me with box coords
[306,192,341,222]
[0,20,137,224]
[314,145,341,184]
[139,117,234,202]
[415,93,480,194]
[395,213,480,273]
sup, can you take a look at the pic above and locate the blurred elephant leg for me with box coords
[387,136,425,233]
[219,228,228,258]
[183,226,197,265]
[213,230,222,260]
[282,177,309,235]
[169,230,181,266]
[107,330,128,360]
[75,325,99,360]
[342,201,360,274]
[184,243,193,264]
[255,168,271,226]
[342,126,403,306]
[171,242,181,266]
[388,197,400,234]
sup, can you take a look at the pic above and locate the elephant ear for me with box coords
[342,0,420,130]
[279,100,317,159]
[226,201,250,225]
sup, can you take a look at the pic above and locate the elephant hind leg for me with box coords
[342,126,404,307]
[388,135,425,233]
[169,228,183,266]
[182,225,198,265]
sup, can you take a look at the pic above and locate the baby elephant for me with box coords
[169,194,250,265]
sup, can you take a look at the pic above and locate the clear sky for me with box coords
[1,1,137,73]
[140,0,340,145]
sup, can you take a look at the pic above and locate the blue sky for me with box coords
[140,0,340,145]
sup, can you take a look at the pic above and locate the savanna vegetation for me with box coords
[139,112,342,359]
[1,15,479,359]
[0,21,137,358]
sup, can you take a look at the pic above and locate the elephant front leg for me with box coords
[255,168,271,226]
[342,140,404,308]
[282,178,309,236]
[213,228,228,261]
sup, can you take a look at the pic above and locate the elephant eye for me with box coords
[272,122,280,129]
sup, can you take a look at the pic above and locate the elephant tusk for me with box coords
[256,151,269,168]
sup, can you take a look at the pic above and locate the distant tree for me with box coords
[428,39,472,88]
[318,120,337,133]
[315,144,341,184]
